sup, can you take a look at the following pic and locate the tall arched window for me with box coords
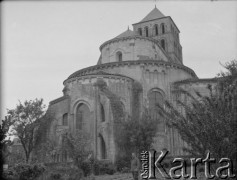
[161,23,165,34]
[100,103,105,122]
[76,103,90,130]
[116,51,122,62]
[154,24,158,35]
[161,39,165,50]
[145,26,149,37]
[148,90,165,132]
[98,134,107,159]
[138,28,142,36]
[62,113,68,126]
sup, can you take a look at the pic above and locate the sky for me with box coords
[1,0,237,118]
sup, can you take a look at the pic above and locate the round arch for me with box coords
[116,51,123,62]
[144,26,149,37]
[72,98,92,114]
[147,88,165,97]
[71,99,93,133]
[160,23,165,34]
[147,88,165,133]
[75,103,90,130]
[153,24,159,36]
[160,39,166,51]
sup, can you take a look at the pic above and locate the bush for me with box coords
[13,163,45,180]
[45,163,83,180]
[101,163,115,175]
[93,160,116,175]
[121,167,130,173]
[3,169,18,180]
[3,163,46,180]
[115,156,130,172]
[81,161,92,177]
[50,172,62,179]
[67,170,83,180]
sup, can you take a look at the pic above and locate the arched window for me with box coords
[116,51,122,62]
[76,103,90,130]
[62,113,68,126]
[138,28,142,36]
[154,24,158,35]
[161,39,165,50]
[100,103,105,122]
[145,26,149,37]
[161,23,165,34]
[98,134,107,159]
[148,90,165,132]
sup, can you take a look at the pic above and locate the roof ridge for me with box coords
[115,29,135,39]
[139,7,165,23]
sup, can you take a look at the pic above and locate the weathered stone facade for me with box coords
[47,7,216,163]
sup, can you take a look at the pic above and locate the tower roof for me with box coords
[139,6,165,23]
[115,29,136,39]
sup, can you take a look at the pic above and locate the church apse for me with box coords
[47,6,217,163]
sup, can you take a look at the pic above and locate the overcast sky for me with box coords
[1,0,237,118]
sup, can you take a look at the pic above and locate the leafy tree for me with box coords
[33,112,56,163]
[157,60,237,171]
[6,98,46,163]
[61,130,92,175]
[0,116,14,178]
[117,109,158,161]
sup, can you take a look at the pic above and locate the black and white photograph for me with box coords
[1,0,237,180]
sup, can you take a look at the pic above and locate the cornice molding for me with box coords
[49,95,69,105]
[173,78,218,85]
[64,72,134,85]
[64,60,197,85]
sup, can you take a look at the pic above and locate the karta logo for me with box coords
[140,149,236,179]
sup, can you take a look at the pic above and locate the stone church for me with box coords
[47,7,216,163]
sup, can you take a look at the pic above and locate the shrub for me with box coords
[3,163,46,180]
[100,161,115,175]
[115,156,130,172]
[12,163,45,180]
[45,163,84,180]
[121,167,130,173]
[3,169,18,180]
[67,170,83,180]
[81,161,92,177]
[50,172,62,179]
[92,160,116,175]
[92,160,100,175]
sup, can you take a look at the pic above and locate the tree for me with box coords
[117,109,158,163]
[33,111,56,163]
[61,130,92,172]
[157,60,237,170]
[0,116,14,178]
[7,98,46,163]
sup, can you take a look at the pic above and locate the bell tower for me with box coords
[132,6,183,64]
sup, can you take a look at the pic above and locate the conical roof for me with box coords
[139,6,165,23]
[115,29,136,39]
